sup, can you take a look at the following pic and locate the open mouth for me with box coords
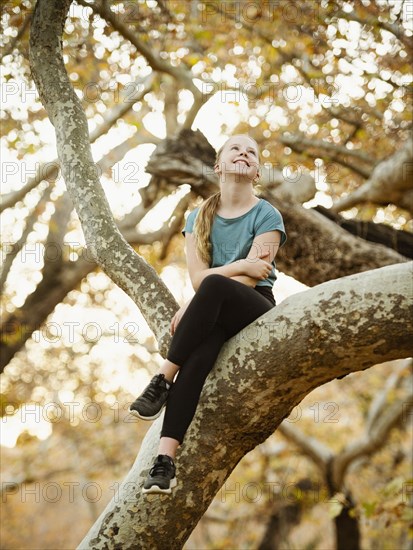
[234,159,249,166]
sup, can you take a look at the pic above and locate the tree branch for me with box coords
[331,135,413,213]
[278,422,332,473]
[0,10,32,62]
[366,359,412,432]
[332,382,413,488]
[0,184,53,293]
[77,0,199,96]
[261,190,408,286]
[78,261,413,548]
[332,8,413,52]
[314,206,413,259]
[29,0,177,358]
[0,186,183,372]
[280,134,376,166]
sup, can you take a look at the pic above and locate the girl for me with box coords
[130,134,287,494]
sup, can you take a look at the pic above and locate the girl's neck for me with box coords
[219,182,257,210]
[217,186,259,217]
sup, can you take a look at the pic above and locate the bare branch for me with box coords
[366,359,412,432]
[278,422,333,473]
[332,8,413,52]
[0,184,53,293]
[77,0,199,96]
[332,383,413,488]
[0,11,32,62]
[280,134,376,166]
[331,134,413,213]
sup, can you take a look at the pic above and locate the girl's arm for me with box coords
[185,230,281,291]
[185,233,250,291]
[230,231,282,287]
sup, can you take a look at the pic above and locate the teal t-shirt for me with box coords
[182,198,287,288]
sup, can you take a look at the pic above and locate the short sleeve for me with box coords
[181,208,198,237]
[255,204,287,248]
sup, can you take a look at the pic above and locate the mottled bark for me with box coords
[78,262,413,549]
[29,0,176,358]
[27,3,413,547]
[4,172,406,371]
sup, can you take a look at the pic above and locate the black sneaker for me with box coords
[143,454,177,495]
[129,373,172,420]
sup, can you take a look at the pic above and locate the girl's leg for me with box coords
[167,274,274,367]
[158,360,180,384]
[160,275,274,444]
[143,275,274,493]
[158,437,180,459]
[161,323,227,444]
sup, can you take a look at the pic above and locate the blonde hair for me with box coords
[193,135,260,265]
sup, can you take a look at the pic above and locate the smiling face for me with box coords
[214,135,260,182]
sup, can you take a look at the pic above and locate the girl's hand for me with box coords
[170,300,191,335]
[242,252,273,281]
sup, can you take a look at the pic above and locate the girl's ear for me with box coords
[214,163,220,174]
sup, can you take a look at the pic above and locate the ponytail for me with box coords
[193,191,221,265]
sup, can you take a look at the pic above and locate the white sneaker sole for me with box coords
[142,477,177,495]
[129,405,165,421]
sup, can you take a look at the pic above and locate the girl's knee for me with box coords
[199,273,228,290]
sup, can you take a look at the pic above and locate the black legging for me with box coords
[161,274,275,443]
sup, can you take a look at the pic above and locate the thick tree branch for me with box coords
[261,190,408,286]
[315,206,413,259]
[78,262,413,548]
[0,188,192,372]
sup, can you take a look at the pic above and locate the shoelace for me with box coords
[142,375,165,402]
[150,458,173,477]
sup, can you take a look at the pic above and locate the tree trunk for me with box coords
[335,493,361,550]
[77,262,413,549]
